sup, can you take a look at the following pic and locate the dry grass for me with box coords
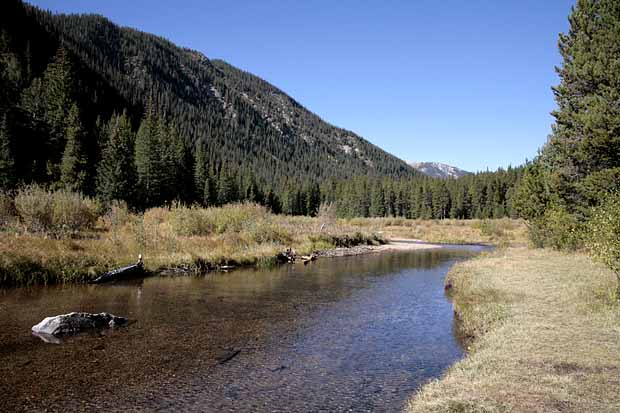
[345,217,528,246]
[407,247,620,412]
[0,188,526,287]
[0,202,384,286]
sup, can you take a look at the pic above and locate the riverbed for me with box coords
[0,245,485,412]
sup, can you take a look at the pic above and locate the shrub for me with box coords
[100,200,132,230]
[14,185,101,235]
[169,206,215,236]
[317,202,337,227]
[528,205,581,250]
[477,220,506,239]
[169,203,270,237]
[585,193,620,295]
[212,203,269,234]
[246,221,292,245]
[0,191,17,228]
[14,185,54,232]
[51,190,101,233]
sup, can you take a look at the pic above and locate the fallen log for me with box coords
[90,255,146,284]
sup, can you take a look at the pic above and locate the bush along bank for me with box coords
[0,186,385,287]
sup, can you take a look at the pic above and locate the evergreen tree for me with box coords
[432,181,450,219]
[0,114,15,190]
[60,103,88,192]
[536,0,620,214]
[157,116,178,204]
[217,166,239,205]
[193,144,208,204]
[369,184,386,217]
[134,107,163,208]
[172,124,193,204]
[305,182,321,217]
[97,111,136,204]
[43,47,74,166]
[265,188,281,214]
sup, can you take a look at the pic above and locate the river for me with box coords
[0,245,485,412]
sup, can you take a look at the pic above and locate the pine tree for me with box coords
[60,103,88,192]
[193,144,208,204]
[97,111,136,204]
[217,166,238,205]
[157,116,177,204]
[538,0,620,213]
[43,47,74,164]
[134,107,163,208]
[265,188,281,214]
[305,182,321,217]
[369,183,386,217]
[0,114,15,190]
[171,124,193,204]
[193,144,218,206]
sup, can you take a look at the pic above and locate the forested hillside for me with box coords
[0,0,522,219]
[0,1,413,200]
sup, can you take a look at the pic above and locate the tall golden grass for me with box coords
[343,217,528,246]
[0,188,384,286]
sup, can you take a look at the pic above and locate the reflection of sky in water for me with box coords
[0,246,485,411]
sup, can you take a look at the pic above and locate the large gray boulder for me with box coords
[32,312,128,336]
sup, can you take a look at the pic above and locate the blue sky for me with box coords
[29,0,575,172]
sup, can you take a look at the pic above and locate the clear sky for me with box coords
[28,0,575,172]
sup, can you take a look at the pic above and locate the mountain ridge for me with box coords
[408,161,470,179]
[1,0,417,192]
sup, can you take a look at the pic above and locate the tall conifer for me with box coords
[97,111,136,204]
[60,103,88,192]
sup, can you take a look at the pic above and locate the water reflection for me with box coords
[0,245,484,412]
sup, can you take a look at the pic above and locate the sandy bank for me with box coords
[317,238,440,259]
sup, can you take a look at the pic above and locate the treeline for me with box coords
[321,168,522,219]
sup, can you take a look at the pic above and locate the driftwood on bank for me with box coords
[299,254,318,265]
[90,255,146,284]
[276,248,297,264]
[276,248,318,265]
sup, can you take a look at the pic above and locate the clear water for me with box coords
[0,245,485,412]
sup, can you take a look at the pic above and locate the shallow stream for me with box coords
[0,245,486,412]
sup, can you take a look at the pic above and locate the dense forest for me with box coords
[513,0,620,251]
[0,0,522,219]
[0,0,413,194]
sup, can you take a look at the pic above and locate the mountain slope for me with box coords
[1,0,416,190]
[408,162,470,179]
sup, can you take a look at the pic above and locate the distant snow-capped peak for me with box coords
[408,161,470,179]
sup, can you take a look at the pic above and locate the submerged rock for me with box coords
[31,312,128,337]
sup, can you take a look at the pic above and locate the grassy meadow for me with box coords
[407,247,620,412]
[345,216,528,246]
